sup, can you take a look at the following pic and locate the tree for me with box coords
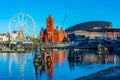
[31,38,40,43]
[6,39,11,43]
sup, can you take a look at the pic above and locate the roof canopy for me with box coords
[65,21,112,32]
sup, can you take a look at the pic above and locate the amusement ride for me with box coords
[8,13,36,44]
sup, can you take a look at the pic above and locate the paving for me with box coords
[75,64,120,80]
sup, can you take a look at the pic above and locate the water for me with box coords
[0,51,120,80]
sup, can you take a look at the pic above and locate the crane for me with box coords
[62,15,68,29]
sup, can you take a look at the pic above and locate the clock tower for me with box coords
[46,15,55,42]
[40,15,68,43]
[46,15,54,31]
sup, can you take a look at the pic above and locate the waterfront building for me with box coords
[0,34,9,42]
[65,21,120,42]
[40,15,67,43]
[9,31,25,42]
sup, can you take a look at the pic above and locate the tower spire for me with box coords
[48,14,52,18]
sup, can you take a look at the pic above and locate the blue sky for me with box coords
[0,0,120,36]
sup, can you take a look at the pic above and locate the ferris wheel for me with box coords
[8,13,36,43]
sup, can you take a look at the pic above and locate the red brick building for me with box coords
[40,15,67,43]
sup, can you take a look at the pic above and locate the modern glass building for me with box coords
[66,21,120,42]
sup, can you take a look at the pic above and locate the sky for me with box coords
[0,0,120,36]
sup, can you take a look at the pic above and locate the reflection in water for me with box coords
[52,51,66,64]
[68,53,83,69]
[97,54,120,64]
[98,55,108,64]
[33,50,67,79]
[0,53,28,79]
[0,50,120,80]
[33,51,54,79]
[8,53,26,75]
[68,49,83,70]
[67,50,120,70]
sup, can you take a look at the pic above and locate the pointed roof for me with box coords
[59,27,66,33]
[40,27,44,32]
[48,14,52,18]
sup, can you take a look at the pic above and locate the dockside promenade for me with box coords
[76,64,120,80]
[0,42,119,53]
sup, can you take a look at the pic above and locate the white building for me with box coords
[0,34,9,42]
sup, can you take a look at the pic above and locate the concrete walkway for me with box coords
[76,64,120,80]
